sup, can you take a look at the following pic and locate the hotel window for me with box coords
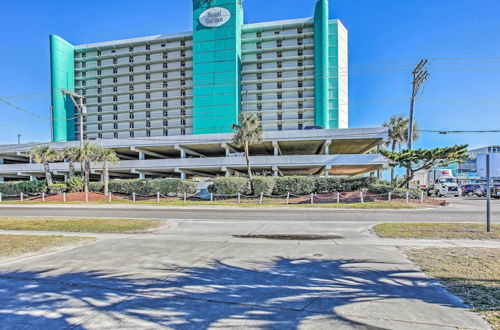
[277,103,283,110]
[82,90,86,96]
[257,83,262,90]
[163,63,168,68]
[181,40,186,46]
[277,82,282,89]
[181,61,186,67]
[298,101,303,109]
[98,115,102,121]
[298,123,303,130]
[257,73,262,80]
[298,111,303,119]
[298,60,303,67]
[146,74,150,80]
[97,60,101,66]
[276,40,282,47]
[298,39,303,46]
[146,102,151,109]
[277,62,283,68]
[129,46,134,52]
[181,80,186,86]
[82,62,86,68]
[82,52,87,58]
[181,109,186,116]
[163,91,168,97]
[181,128,186,135]
[129,76,134,82]
[146,64,150,70]
[257,94,262,101]
[113,77,118,83]
[130,131,134,138]
[297,27,303,34]
[145,44,150,50]
[129,94,134,101]
[129,56,134,63]
[298,70,303,77]
[258,113,262,121]
[146,111,151,118]
[113,114,118,121]
[181,70,186,77]
[111,50,115,54]
[277,124,283,131]
[163,82,168,88]
[181,119,186,126]
[163,72,168,78]
[98,97,102,103]
[113,68,118,74]
[181,100,186,106]
[161,43,166,47]
[129,103,134,110]
[277,113,282,120]
[163,119,168,126]
[277,51,282,58]
[163,129,168,136]
[129,122,134,129]
[146,54,151,61]
[256,32,262,38]
[113,58,118,65]
[98,133,102,139]
[95,51,101,57]
[274,31,280,35]
[256,43,262,49]
[113,95,118,102]
[129,85,134,91]
[98,106,102,112]
[277,72,282,78]
[113,86,118,92]
[129,66,134,72]
[181,50,186,57]
[298,81,303,88]
[181,89,186,96]
[146,130,151,137]
[114,132,118,138]
[257,104,262,111]
[257,53,262,60]
[163,100,168,107]
[146,121,151,128]
[97,88,102,94]
[277,92,283,99]
[163,110,168,117]
[163,52,168,59]
[81,72,86,78]
[298,91,303,98]
[129,112,134,119]
[145,92,150,99]
[113,104,118,111]
[297,49,303,56]
[143,83,149,90]
[97,70,102,75]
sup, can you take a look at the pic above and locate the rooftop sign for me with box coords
[199,7,231,27]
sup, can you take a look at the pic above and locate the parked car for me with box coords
[461,184,484,196]
[474,185,500,198]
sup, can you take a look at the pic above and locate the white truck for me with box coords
[410,169,461,197]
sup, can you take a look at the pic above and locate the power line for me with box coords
[418,129,500,134]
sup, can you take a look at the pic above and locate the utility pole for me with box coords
[61,90,86,152]
[408,59,429,150]
[17,134,21,145]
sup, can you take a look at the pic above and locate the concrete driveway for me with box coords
[0,203,496,329]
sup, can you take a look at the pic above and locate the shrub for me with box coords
[251,177,275,196]
[0,181,47,196]
[368,184,421,199]
[274,176,316,195]
[48,183,67,194]
[212,177,249,196]
[315,176,379,193]
[151,179,198,197]
[108,179,156,196]
[367,184,393,195]
[89,182,104,193]
[67,176,84,192]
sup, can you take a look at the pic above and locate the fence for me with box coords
[0,190,442,206]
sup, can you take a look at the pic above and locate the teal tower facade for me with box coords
[49,35,76,142]
[192,0,243,134]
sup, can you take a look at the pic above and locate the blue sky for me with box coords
[0,0,499,148]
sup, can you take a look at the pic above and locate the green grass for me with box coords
[374,223,500,240]
[2,199,423,209]
[0,234,94,258]
[0,217,164,233]
[407,248,500,329]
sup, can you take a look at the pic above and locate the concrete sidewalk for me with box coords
[0,216,494,329]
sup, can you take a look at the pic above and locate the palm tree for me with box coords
[63,146,81,178]
[232,112,263,192]
[29,145,60,185]
[95,147,119,195]
[79,143,100,194]
[383,115,419,184]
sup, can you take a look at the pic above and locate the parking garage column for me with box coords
[324,165,332,177]
[272,165,280,177]
[0,176,3,182]
[272,141,281,156]
[324,139,332,155]
[138,152,145,161]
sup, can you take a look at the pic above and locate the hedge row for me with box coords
[368,184,422,199]
[212,176,380,196]
[0,179,198,197]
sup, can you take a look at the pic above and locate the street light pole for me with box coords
[61,90,86,152]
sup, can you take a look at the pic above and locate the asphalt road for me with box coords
[0,198,498,223]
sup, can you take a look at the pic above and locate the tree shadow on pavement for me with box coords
[0,257,469,329]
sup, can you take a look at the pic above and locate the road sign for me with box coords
[477,153,500,177]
